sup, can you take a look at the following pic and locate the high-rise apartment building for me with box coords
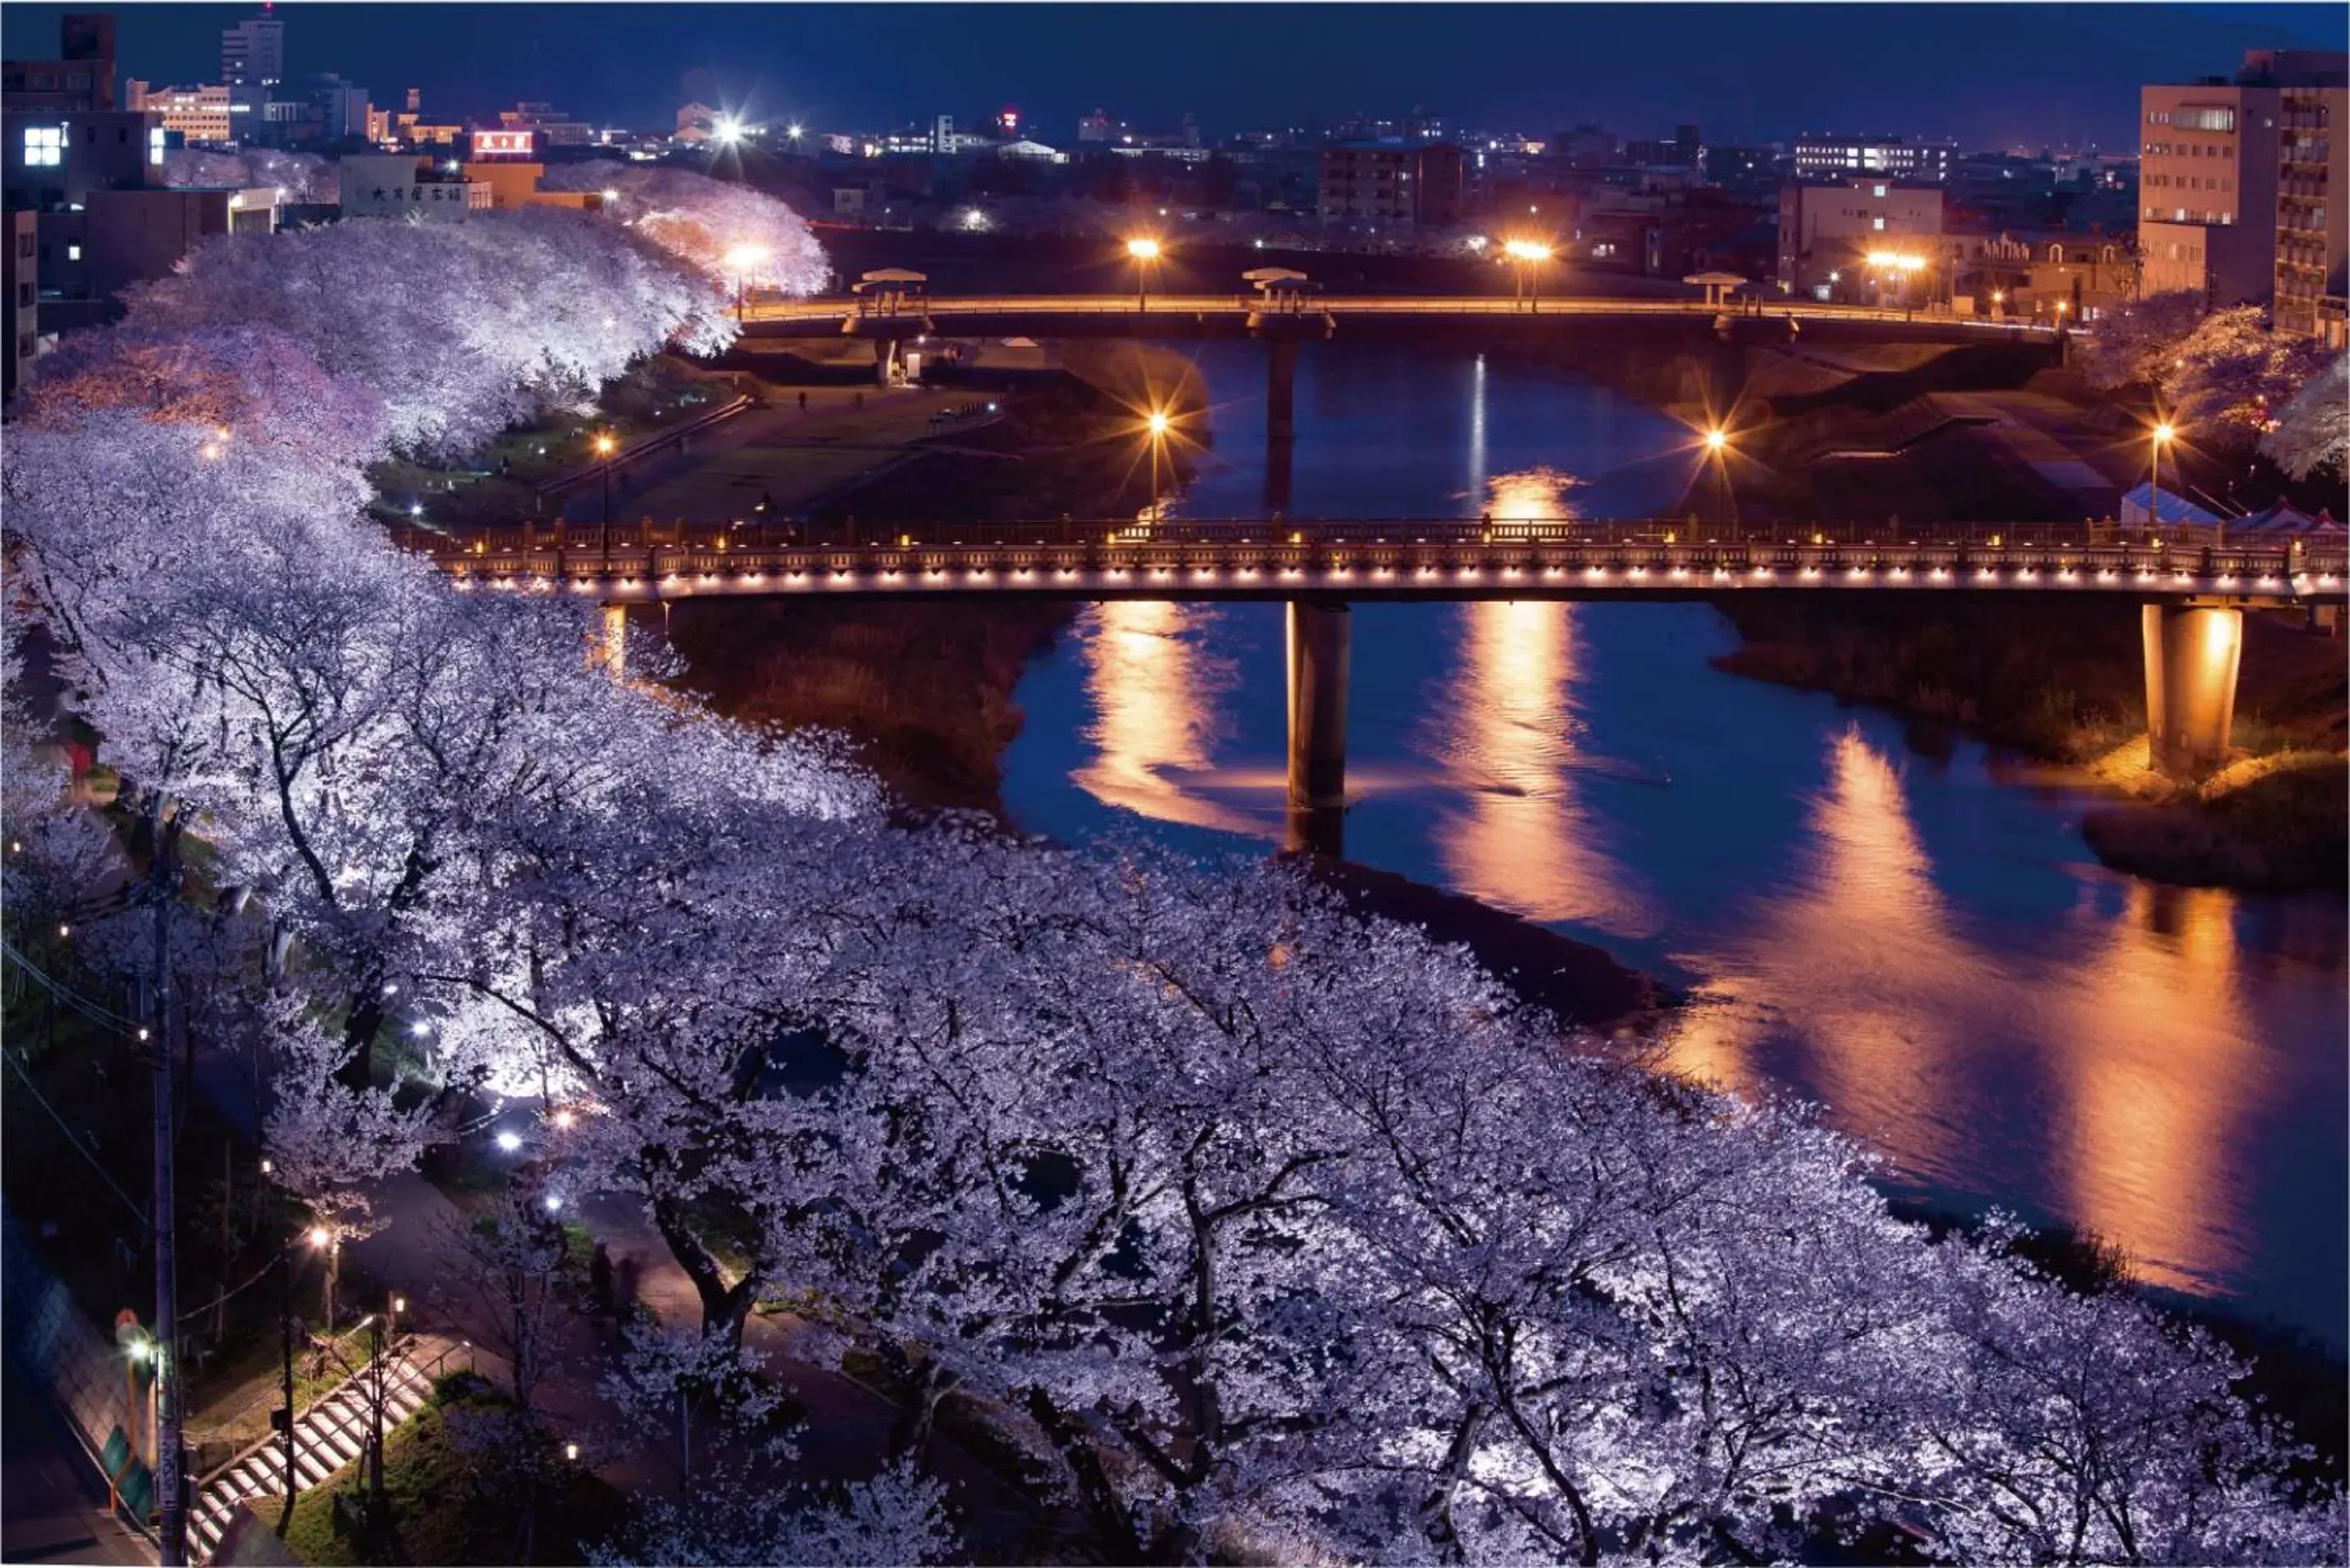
[2140,49,2346,313]
[220,11,284,136]
[2270,62,2347,345]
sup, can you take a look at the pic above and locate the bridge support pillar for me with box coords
[1286,599,1348,854]
[2142,603,2241,779]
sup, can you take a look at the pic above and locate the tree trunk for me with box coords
[649,1196,759,1348]
[1025,1388,1139,1564]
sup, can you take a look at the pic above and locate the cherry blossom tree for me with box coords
[2262,352,2348,479]
[544,162,832,296]
[9,189,2343,1568]
[119,211,735,459]
[161,146,335,205]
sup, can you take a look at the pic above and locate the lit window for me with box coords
[148,127,164,165]
[1872,183,1887,197]
[1872,216,1886,230]
[23,126,64,167]
[66,243,81,261]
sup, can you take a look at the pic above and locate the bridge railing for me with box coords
[768,295,2058,332]
[394,520,2344,590]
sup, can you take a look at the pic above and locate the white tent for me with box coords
[2119,483,2223,530]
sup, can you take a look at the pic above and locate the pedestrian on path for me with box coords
[615,1253,640,1325]
[590,1239,614,1331]
[798,391,808,412]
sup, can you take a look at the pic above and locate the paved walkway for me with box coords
[333,1168,1040,1555]
[1934,391,2128,515]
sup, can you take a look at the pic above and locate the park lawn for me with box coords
[626,445,907,524]
[282,1381,623,1567]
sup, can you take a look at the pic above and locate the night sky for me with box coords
[4,2,2338,152]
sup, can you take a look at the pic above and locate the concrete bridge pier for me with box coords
[2142,603,2242,779]
[1286,599,1349,855]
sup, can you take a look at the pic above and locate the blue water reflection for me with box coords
[1001,340,2348,1344]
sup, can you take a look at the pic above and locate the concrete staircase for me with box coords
[187,1345,439,1564]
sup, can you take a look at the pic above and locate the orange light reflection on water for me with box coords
[1072,601,1265,837]
[1664,727,2261,1297]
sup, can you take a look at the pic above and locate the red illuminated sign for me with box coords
[470,129,539,160]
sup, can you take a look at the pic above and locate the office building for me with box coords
[220,14,284,96]
[1318,140,1465,226]
[2,13,116,113]
[1776,178,1945,296]
[499,102,594,147]
[1793,133,1956,183]
[125,81,235,145]
[6,207,37,399]
[338,152,488,220]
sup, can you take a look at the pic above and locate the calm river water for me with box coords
[998,340,2348,1344]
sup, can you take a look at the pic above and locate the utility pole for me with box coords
[275,1246,297,1536]
[145,798,187,1568]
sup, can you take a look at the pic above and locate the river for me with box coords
[997,340,2348,1346]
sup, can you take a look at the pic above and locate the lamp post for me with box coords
[1126,238,1161,312]
[1705,426,1735,537]
[1503,239,1552,312]
[1145,409,1172,521]
[2149,419,2176,533]
[308,1224,338,1333]
[723,242,770,322]
[594,433,618,562]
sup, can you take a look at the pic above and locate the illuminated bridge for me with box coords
[742,292,2063,340]
[405,517,2347,841]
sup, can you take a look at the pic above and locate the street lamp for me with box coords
[1126,237,1161,312]
[1702,425,1737,536]
[1865,251,1926,313]
[1503,238,1552,312]
[2149,419,2177,531]
[1145,409,1173,521]
[711,113,743,149]
[594,432,618,560]
[724,242,770,322]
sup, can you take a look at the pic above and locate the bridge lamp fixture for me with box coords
[1126,237,1162,311]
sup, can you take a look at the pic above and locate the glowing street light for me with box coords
[1126,237,1162,312]
[2149,419,2177,530]
[1143,408,1174,520]
[1701,425,1737,534]
[724,241,771,321]
[495,1129,523,1153]
[710,113,744,148]
[594,431,619,558]
[1502,238,1552,312]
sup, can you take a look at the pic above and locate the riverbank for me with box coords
[1709,594,2348,889]
[1513,331,2348,891]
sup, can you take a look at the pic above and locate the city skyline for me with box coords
[3,1,2339,152]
